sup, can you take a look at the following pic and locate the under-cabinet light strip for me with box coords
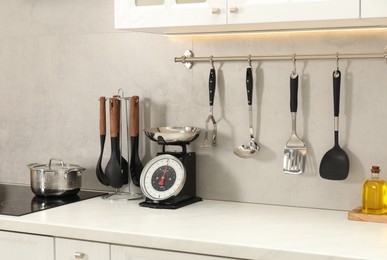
[165,26,387,37]
[174,48,387,69]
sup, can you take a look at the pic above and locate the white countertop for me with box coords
[0,197,386,260]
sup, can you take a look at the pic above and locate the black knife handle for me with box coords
[209,68,216,106]
[246,67,253,105]
[290,74,299,113]
[333,70,341,117]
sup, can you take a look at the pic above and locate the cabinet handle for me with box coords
[229,6,239,13]
[74,252,85,259]
[212,7,221,14]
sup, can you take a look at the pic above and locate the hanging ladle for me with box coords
[234,59,260,158]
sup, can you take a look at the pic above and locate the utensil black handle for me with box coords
[209,68,216,106]
[246,67,253,105]
[290,74,298,113]
[333,70,341,117]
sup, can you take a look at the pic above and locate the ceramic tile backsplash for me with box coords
[1,0,387,210]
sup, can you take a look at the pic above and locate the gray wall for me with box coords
[1,0,387,210]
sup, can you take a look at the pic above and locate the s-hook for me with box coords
[291,54,297,78]
[210,55,215,69]
[334,52,340,78]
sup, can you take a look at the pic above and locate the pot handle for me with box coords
[64,167,86,180]
[49,158,64,169]
[65,167,86,174]
[68,167,86,172]
[27,163,40,169]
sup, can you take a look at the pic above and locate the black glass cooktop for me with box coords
[0,184,106,216]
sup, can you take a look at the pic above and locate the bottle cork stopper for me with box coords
[371,166,380,173]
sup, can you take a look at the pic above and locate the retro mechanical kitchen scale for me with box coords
[139,126,202,209]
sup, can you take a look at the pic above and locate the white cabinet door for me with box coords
[0,230,54,260]
[361,0,387,18]
[115,0,227,29]
[228,0,360,25]
[55,238,110,260]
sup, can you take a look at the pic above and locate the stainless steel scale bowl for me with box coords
[144,126,201,144]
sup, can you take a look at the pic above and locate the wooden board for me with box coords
[348,207,387,223]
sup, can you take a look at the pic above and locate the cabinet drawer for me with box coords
[111,244,235,259]
[0,230,54,260]
[55,238,110,260]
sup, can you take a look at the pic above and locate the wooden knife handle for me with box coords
[109,97,120,137]
[130,96,140,137]
[99,97,106,135]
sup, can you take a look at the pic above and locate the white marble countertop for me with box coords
[0,197,386,260]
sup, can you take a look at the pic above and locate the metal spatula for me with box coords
[283,73,307,174]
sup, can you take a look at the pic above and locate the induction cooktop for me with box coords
[0,184,106,216]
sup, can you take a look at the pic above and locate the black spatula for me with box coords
[105,97,124,188]
[96,96,109,186]
[130,96,143,187]
[319,70,350,180]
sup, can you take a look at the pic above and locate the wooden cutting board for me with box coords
[348,207,387,223]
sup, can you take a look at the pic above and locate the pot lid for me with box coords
[28,158,81,171]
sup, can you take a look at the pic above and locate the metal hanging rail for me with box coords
[174,48,387,69]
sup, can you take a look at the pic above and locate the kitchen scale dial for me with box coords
[140,154,186,201]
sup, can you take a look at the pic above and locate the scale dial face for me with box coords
[140,154,186,201]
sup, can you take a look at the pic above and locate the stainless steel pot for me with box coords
[27,158,86,197]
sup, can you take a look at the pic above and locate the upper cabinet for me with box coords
[115,0,227,29]
[227,0,359,25]
[115,0,387,34]
[361,0,387,18]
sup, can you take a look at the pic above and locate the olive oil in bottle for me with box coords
[362,166,387,214]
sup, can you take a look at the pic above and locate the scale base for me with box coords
[139,196,202,209]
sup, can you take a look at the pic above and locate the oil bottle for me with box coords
[362,166,387,214]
